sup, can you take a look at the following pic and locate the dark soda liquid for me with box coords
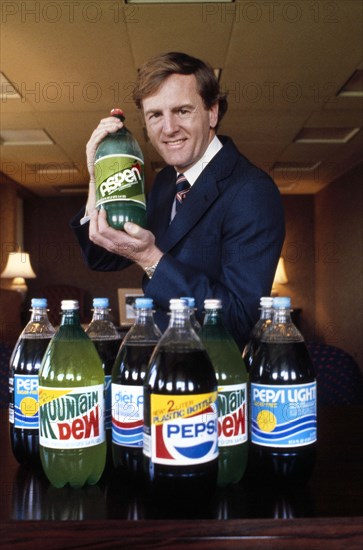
[144,348,218,498]
[112,343,156,476]
[249,341,316,483]
[93,338,121,463]
[10,337,52,466]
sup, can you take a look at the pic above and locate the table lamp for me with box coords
[1,251,36,299]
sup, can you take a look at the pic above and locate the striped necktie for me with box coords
[175,173,191,211]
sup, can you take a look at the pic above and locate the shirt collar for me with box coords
[177,135,223,186]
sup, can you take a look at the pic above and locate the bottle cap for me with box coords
[273,296,291,308]
[93,297,109,308]
[135,298,153,309]
[61,300,79,310]
[169,298,188,311]
[260,297,274,307]
[180,297,195,307]
[204,299,222,309]
[31,298,47,308]
[110,108,125,119]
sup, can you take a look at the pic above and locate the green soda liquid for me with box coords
[94,110,147,230]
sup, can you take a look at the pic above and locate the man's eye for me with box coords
[149,112,161,120]
[179,109,189,116]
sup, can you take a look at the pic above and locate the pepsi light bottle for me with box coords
[143,299,219,498]
[242,296,274,372]
[86,297,121,460]
[38,300,106,488]
[201,299,248,487]
[94,108,147,230]
[249,296,317,483]
[9,298,56,466]
[111,298,161,477]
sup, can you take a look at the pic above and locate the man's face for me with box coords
[142,73,219,173]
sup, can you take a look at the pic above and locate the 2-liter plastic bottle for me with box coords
[111,298,161,477]
[180,296,201,333]
[242,296,274,372]
[86,297,121,459]
[94,108,147,230]
[9,298,56,466]
[38,300,106,488]
[143,299,219,498]
[249,296,317,484]
[200,299,248,487]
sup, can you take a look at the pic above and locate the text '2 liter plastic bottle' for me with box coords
[111,298,161,478]
[94,108,147,230]
[143,299,219,499]
[249,296,317,484]
[9,298,56,466]
[38,300,106,488]
[201,299,248,487]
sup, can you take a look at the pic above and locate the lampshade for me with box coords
[1,251,36,298]
[1,252,36,279]
[273,257,288,285]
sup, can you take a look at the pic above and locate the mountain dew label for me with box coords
[218,383,247,447]
[39,385,105,449]
[95,154,146,208]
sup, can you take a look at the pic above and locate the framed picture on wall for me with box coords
[118,288,144,327]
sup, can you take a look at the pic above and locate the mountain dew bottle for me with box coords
[200,299,248,487]
[38,300,106,488]
[94,108,147,230]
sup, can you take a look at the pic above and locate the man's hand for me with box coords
[89,208,163,270]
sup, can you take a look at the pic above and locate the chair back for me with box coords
[306,342,363,406]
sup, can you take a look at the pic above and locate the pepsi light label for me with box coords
[251,382,317,448]
[146,392,218,466]
[13,374,39,430]
[111,383,144,448]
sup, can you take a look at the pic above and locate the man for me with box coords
[72,52,285,349]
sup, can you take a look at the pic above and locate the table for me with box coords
[1,406,363,548]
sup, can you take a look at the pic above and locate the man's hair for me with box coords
[133,52,228,129]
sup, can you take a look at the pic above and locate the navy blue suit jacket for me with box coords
[71,136,285,349]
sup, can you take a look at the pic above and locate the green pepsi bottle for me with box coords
[94,108,147,230]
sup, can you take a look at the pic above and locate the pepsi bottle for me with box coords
[9,298,56,466]
[249,296,317,484]
[143,299,219,499]
[242,296,274,372]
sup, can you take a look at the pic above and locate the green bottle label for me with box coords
[218,383,248,447]
[39,385,105,449]
[95,154,146,208]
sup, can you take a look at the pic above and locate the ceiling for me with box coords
[1,0,362,197]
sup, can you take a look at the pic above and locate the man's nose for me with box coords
[162,112,179,134]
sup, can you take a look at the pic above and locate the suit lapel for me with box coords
[156,169,220,252]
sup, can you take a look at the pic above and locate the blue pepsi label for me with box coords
[251,382,317,447]
[111,383,143,448]
[13,374,39,429]
[147,392,219,465]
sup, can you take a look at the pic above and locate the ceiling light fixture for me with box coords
[0,129,54,146]
[337,70,363,97]
[294,127,360,144]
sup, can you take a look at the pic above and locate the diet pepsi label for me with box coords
[111,383,144,448]
[251,382,317,447]
[147,392,218,466]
